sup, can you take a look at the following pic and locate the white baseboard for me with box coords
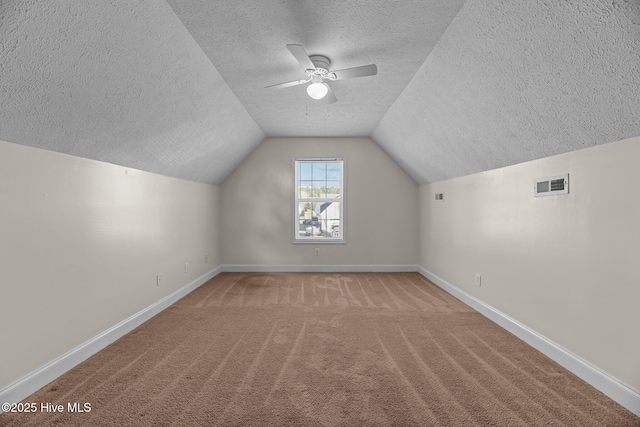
[418,266,640,418]
[221,264,418,273]
[0,266,222,411]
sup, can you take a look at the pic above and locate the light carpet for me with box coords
[2,272,638,426]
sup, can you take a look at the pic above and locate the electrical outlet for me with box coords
[156,274,162,286]
[314,248,320,256]
[185,262,189,273]
[475,274,482,287]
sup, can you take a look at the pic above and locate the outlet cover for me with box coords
[475,274,482,287]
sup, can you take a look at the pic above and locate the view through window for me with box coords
[294,158,344,242]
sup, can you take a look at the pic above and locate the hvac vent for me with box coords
[435,193,444,201]
[534,174,569,197]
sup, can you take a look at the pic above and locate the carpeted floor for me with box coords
[3,272,638,426]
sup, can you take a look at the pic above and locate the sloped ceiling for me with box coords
[1,0,639,185]
[373,0,640,184]
[166,0,466,137]
[0,0,265,185]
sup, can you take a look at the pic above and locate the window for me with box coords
[294,158,344,243]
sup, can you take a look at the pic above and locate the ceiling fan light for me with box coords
[307,82,328,100]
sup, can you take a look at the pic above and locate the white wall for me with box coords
[221,137,418,267]
[419,136,640,393]
[0,140,220,390]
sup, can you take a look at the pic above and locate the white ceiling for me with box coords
[0,0,265,184]
[374,0,640,184]
[1,0,639,185]
[166,0,466,137]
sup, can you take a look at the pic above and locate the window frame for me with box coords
[293,157,346,244]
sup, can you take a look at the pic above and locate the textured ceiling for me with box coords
[0,0,264,185]
[1,0,639,186]
[166,0,466,137]
[373,0,640,184]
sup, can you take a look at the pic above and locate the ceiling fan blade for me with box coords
[331,64,377,80]
[264,78,310,89]
[286,44,316,71]
[324,85,338,104]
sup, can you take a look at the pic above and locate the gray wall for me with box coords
[418,136,640,393]
[4,133,638,402]
[0,140,220,390]
[221,137,419,267]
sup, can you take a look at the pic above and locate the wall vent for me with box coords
[435,193,444,201]
[534,174,569,197]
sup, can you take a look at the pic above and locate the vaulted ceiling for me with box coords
[1,0,639,185]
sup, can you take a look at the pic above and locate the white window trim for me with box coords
[293,157,346,244]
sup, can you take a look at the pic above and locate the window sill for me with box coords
[293,239,346,245]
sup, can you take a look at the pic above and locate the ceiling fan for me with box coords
[265,44,377,104]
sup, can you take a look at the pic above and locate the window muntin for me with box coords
[294,158,344,243]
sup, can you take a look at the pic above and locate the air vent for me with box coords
[435,193,444,201]
[534,174,569,197]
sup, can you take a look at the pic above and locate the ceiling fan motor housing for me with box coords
[308,55,331,74]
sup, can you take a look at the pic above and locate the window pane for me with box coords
[299,181,312,198]
[296,201,341,238]
[326,162,341,180]
[326,180,340,198]
[313,180,325,198]
[312,162,326,181]
[320,202,341,238]
[299,162,312,180]
[298,202,320,237]
[329,220,340,238]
